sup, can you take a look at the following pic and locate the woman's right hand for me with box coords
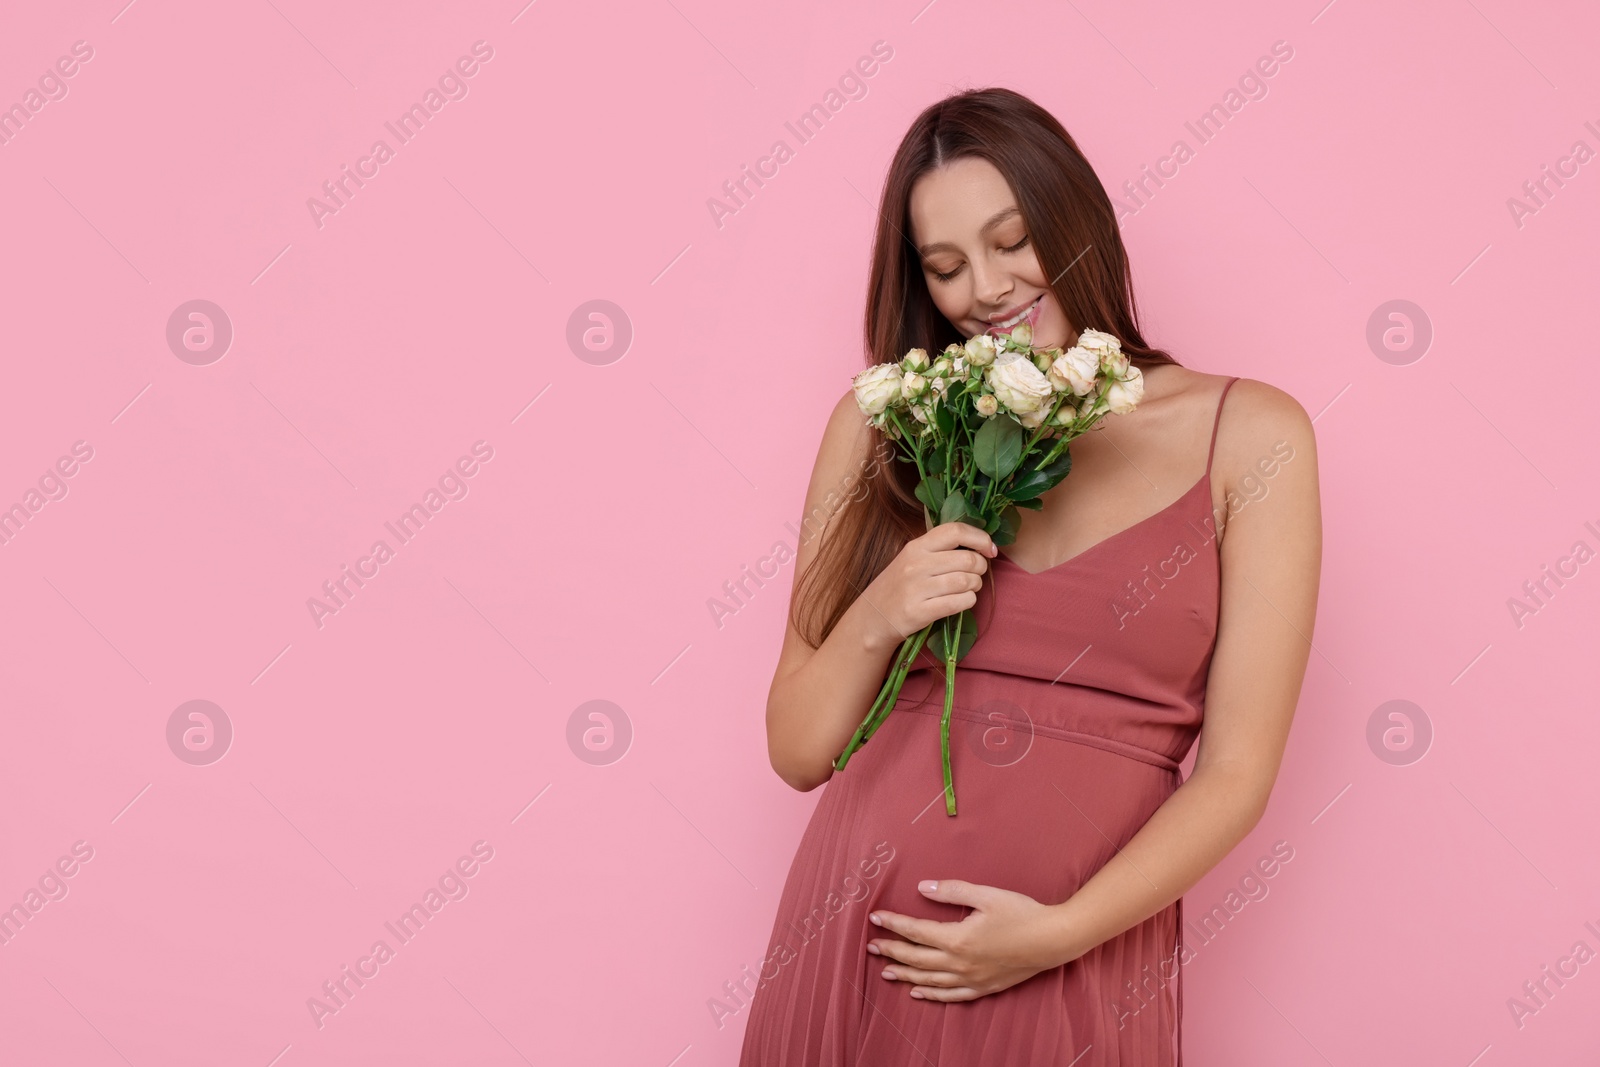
[857,521,998,652]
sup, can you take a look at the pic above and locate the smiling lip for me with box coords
[985,294,1044,334]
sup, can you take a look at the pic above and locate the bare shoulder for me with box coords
[772,389,879,664]
[795,388,880,543]
[1208,375,1322,546]
[828,386,869,442]
[1214,376,1319,473]
[816,388,876,488]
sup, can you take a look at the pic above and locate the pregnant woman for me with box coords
[738,88,1322,1065]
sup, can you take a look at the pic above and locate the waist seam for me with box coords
[891,701,1182,772]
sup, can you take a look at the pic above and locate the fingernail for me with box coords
[910,990,924,999]
[869,913,882,926]
[881,969,894,980]
[866,943,880,955]
[919,880,937,893]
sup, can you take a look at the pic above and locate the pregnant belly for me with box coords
[815,699,1179,926]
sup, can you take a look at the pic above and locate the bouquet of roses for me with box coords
[833,323,1144,815]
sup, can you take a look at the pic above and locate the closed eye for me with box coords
[931,235,1030,283]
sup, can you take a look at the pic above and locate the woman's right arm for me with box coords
[765,390,997,792]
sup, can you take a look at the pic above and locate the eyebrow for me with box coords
[916,206,1022,256]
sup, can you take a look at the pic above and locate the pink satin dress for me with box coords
[738,375,1240,1066]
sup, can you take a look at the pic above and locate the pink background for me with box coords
[2,0,1598,1063]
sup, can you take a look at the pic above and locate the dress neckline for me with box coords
[994,472,1210,577]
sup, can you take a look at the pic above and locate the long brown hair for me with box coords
[790,86,1181,649]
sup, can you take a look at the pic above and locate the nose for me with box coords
[970,259,1012,318]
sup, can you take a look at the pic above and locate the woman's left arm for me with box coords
[1045,380,1323,962]
[868,381,1323,1000]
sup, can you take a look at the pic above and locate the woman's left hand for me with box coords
[866,879,1074,1002]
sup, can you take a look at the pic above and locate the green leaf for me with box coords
[939,492,968,525]
[973,415,1025,480]
[913,478,946,516]
[997,506,1022,545]
[1032,443,1074,482]
[925,608,979,662]
[925,450,946,476]
[1006,472,1050,502]
[1009,443,1074,500]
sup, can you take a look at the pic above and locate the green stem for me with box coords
[887,409,929,483]
[835,632,916,769]
[834,624,932,769]
[940,611,965,817]
[859,625,931,745]
[1022,395,1064,455]
[1036,382,1108,467]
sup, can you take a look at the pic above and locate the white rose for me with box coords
[1048,346,1100,397]
[1074,329,1121,361]
[1008,322,1032,347]
[1075,329,1128,377]
[902,347,930,372]
[1019,403,1050,429]
[952,355,967,376]
[1105,365,1145,415]
[930,355,954,378]
[974,394,999,417]
[986,351,1053,414]
[900,372,927,400]
[964,334,998,367]
[853,363,903,416]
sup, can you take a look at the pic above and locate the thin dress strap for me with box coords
[1205,376,1241,478]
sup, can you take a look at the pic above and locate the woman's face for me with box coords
[907,155,1074,350]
